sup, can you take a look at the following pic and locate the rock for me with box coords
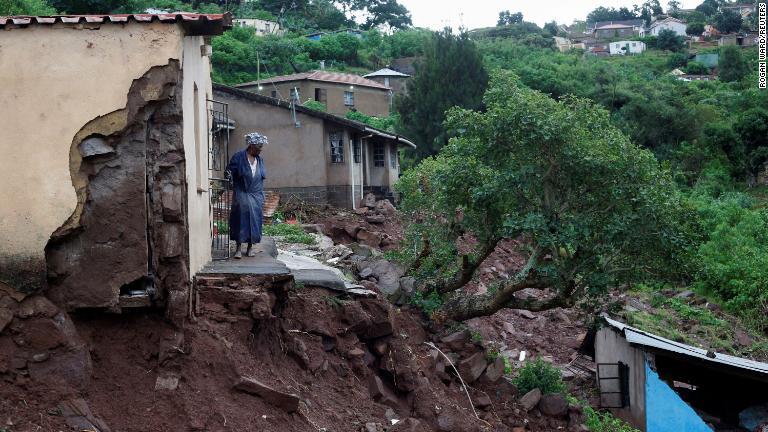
[474,393,492,409]
[79,136,114,158]
[31,352,50,363]
[441,330,470,351]
[301,224,325,234]
[365,423,384,432]
[676,290,695,299]
[512,428,526,432]
[16,295,59,319]
[357,229,383,248]
[368,374,400,409]
[359,259,405,302]
[519,388,542,411]
[502,322,515,334]
[374,199,397,217]
[457,352,487,384]
[389,418,423,432]
[436,414,455,431]
[740,404,768,431]
[0,307,13,333]
[517,309,536,320]
[348,348,366,359]
[480,356,505,384]
[250,292,274,320]
[538,393,568,418]
[366,214,386,224]
[372,339,389,357]
[350,243,379,258]
[353,207,369,216]
[362,193,377,208]
[234,377,301,413]
[398,277,416,302]
[568,404,586,429]
[59,398,111,432]
[324,244,354,261]
[360,267,375,279]
[155,374,179,391]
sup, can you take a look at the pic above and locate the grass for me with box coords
[622,286,768,358]
[263,223,316,245]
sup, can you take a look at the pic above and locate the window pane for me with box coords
[330,132,344,163]
[374,142,385,167]
[353,138,361,163]
[344,91,354,106]
[390,144,397,168]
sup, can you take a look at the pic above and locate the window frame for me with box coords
[373,142,385,167]
[353,137,361,164]
[329,131,344,164]
[344,91,355,107]
[390,144,398,168]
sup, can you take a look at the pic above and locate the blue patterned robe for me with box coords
[227,150,266,244]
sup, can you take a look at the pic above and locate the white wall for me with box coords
[610,41,646,55]
[182,36,214,277]
[651,21,687,36]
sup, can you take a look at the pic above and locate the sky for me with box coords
[396,0,702,29]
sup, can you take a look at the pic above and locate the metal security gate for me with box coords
[597,362,630,408]
[208,99,232,260]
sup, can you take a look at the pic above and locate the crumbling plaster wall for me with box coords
[0,22,186,293]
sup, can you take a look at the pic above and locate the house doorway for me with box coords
[208,99,232,260]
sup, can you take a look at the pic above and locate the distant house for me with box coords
[719,33,759,47]
[594,23,640,40]
[582,38,609,54]
[592,315,768,432]
[587,19,645,33]
[721,3,757,18]
[305,28,363,41]
[553,36,574,52]
[233,18,283,36]
[213,85,415,208]
[363,68,410,97]
[609,40,646,55]
[648,17,687,37]
[236,71,392,117]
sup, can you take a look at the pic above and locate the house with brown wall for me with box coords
[0,13,231,324]
[364,67,411,98]
[236,71,392,117]
[212,84,415,209]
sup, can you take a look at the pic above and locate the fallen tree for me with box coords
[397,72,699,322]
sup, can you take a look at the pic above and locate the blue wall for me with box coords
[645,361,712,432]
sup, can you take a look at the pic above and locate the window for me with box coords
[271,90,277,98]
[329,132,344,163]
[344,91,355,106]
[314,88,327,104]
[390,144,397,168]
[353,138,361,163]
[373,142,385,167]
[384,77,390,87]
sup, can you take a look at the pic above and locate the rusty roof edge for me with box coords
[0,12,232,33]
[212,83,415,149]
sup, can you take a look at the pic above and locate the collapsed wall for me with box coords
[45,61,190,322]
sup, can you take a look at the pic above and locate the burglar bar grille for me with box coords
[597,362,630,408]
[207,99,231,260]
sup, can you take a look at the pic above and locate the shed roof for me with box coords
[236,71,390,91]
[602,315,768,376]
[212,83,415,149]
[0,12,232,35]
[363,68,410,78]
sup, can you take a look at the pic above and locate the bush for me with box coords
[512,358,566,395]
[684,61,709,75]
[584,406,641,432]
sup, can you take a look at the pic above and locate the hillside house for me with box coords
[719,33,759,47]
[721,3,757,18]
[587,19,645,34]
[212,85,415,208]
[648,17,687,37]
[363,67,411,97]
[553,36,575,52]
[237,71,392,117]
[609,40,647,55]
[594,23,639,39]
[0,13,231,321]
[233,18,283,36]
[593,316,768,432]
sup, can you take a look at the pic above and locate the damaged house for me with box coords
[0,13,232,323]
[593,315,768,432]
[212,84,415,208]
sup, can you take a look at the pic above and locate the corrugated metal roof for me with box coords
[602,314,768,375]
[236,71,390,91]
[0,13,232,34]
[363,68,410,78]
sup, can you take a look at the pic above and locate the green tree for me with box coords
[360,0,412,30]
[587,6,637,22]
[656,28,685,51]
[719,45,749,82]
[497,10,523,26]
[395,29,488,158]
[543,21,560,36]
[396,72,696,321]
[714,8,743,33]
[686,21,705,36]
[695,0,722,17]
[0,0,55,14]
[684,61,709,75]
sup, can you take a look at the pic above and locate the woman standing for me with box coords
[227,132,267,259]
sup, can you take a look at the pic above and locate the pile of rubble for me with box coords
[321,194,402,250]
